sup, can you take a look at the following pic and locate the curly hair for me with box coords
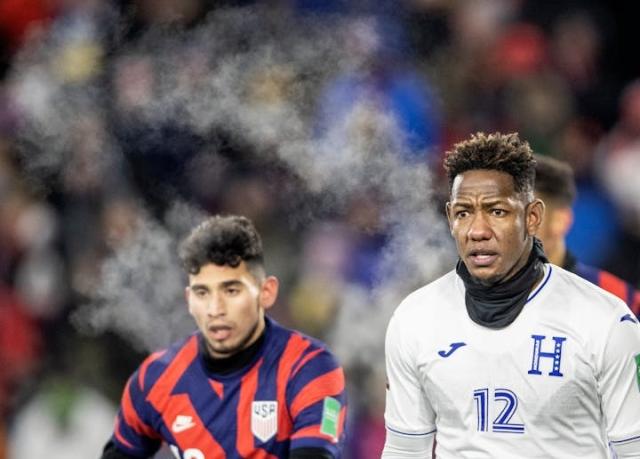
[443,132,536,196]
[179,215,264,277]
[533,154,576,206]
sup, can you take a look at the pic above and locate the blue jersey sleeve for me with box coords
[286,346,347,457]
[110,353,164,457]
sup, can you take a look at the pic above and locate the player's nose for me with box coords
[467,212,492,241]
[206,295,226,316]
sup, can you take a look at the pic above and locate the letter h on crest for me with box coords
[527,335,566,377]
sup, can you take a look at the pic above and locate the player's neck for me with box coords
[199,321,268,376]
[458,238,548,329]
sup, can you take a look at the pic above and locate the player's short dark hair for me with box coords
[533,154,576,206]
[179,215,264,277]
[444,132,536,197]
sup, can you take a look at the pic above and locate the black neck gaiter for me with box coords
[199,320,268,376]
[456,238,548,329]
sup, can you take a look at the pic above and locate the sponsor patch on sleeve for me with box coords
[320,396,341,440]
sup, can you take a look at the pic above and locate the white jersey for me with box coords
[383,264,640,459]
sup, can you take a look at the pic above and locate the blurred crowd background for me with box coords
[2,0,640,457]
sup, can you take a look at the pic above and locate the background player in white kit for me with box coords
[382,132,640,458]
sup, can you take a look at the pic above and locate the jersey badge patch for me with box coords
[252,401,278,442]
[320,396,341,441]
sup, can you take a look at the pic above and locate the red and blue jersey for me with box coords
[110,317,347,458]
[568,257,640,317]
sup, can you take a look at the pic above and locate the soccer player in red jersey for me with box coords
[534,154,640,316]
[101,215,347,459]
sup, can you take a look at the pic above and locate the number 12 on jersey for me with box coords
[473,388,525,434]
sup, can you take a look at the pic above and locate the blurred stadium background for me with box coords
[1,0,640,457]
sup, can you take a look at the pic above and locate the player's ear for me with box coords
[525,198,545,236]
[445,201,454,233]
[185,286,193,314]
[259,276,279,310]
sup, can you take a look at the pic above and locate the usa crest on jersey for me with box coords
[252,401,278,442]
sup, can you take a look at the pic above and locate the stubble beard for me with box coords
[205,298,264,359]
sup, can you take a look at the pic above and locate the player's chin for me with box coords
[205,334,237,352]
[468,267,502,285]
[208,343,239,358]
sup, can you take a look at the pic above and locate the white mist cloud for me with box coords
[72,210,187,351]
[15,6,455,360]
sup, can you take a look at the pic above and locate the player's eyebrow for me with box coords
[219,279,243,289]
[452,197,510,207]
[480,198,511,207]
[189,283,210,291]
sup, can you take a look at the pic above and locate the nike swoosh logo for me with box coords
[620,313,638,324]
[438,342,467,358]
[172,419,196,433]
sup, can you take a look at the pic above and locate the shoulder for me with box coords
[268,318,329,351]
[270,322,346,409]
[391,270,458,326]
[549,264,629,318]
[574,261,639,310]
[134,334,199,393]
[386,270,458,354]
[267,318,342,373]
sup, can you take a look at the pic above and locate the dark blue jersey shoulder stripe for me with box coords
[526,265,552,304]
[386,425,437,437]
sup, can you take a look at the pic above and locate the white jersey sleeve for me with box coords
[382,308,436,458]
[598,301,640,457]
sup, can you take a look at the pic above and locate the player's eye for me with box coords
[193,288,208,298]
[491,208,507,217]
[225,287,241,296]
[455,210,469,219]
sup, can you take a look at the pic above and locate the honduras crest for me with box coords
[252,401,278,442]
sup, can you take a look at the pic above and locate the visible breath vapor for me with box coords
[72,202,206,351]
[13,6,455,363]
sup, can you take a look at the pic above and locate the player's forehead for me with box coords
[188,262,254,286]
[450,169,519,203]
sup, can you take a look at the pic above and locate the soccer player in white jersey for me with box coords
[382,132,640,458]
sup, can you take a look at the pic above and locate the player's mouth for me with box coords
[467,250,498,268]
[208,324,233,341]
